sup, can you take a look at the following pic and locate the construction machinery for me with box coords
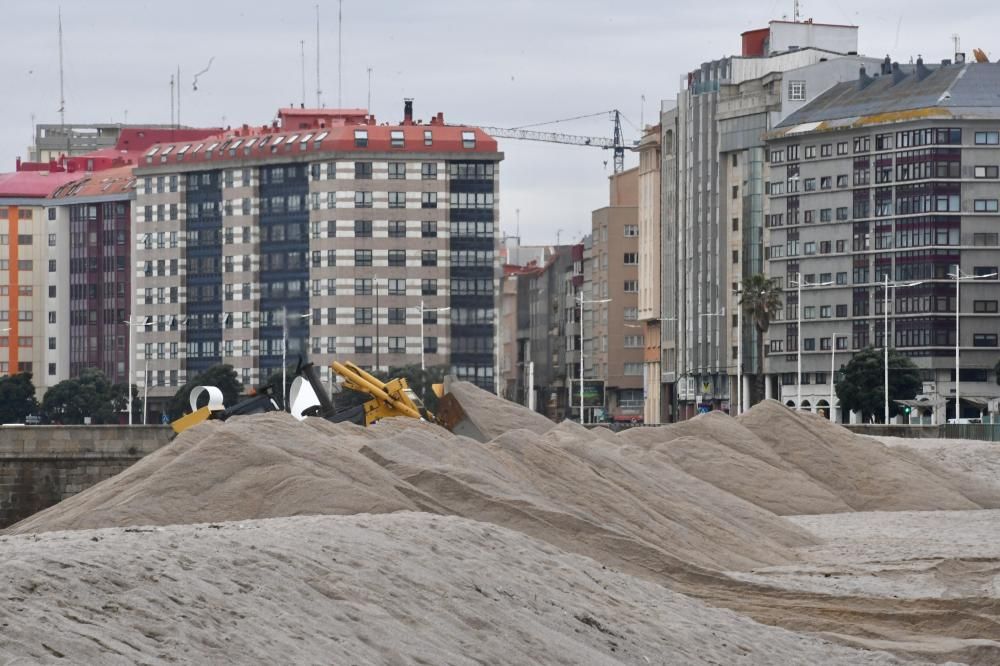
[171,358,436,434]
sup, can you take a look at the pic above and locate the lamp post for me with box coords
[280,307,311,411]
[414,301,450,371]
[790,273,832,411]
[122,316,153,425]
[948,267,998,422]
[881,276,924,424]
[578,294,611,424]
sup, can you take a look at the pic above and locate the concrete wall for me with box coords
[0,425,173,529]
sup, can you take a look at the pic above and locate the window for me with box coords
[388,308,407,325]
[788,80,806,101]
[973,266,998,277]
[424,130,433,146]
[421,220,437,238]
[421,250,437,266]
[974,199,999,212]
[624,335,643,348]
[731,217,739,232]
[624,307,638,321]
[973,233,999,246]
[388,337,406,354]
[421,192,437,208]
[355,249,373,266]
[623,252,638,265]
[820,144,832,157]
[805,146,816,159]
[836,304,848,318]
[803,306,816,319]
[354,129,368,147]
[424,336,438,353]
[354,308,373,325]
[388,220,406,238]
[354,191,373,208]
[974,334,998,347]
[421,162,437,180]
[354,336,373,354]
[354,162,373,179]
[623,280,638,292]
[837,142,848,155]
[355,278,373,296]
[353,219,373,238]
[387,278,406,296]
[49,259,56,272]
[461,131,476,149]
[421,278,437,295]
[731,249,739,263]
[388,162,406,179]
[803,338,816,351]
[388,192,406,209]
[803,178,816,191]
[975,131,1000,145]
[388,249,406,266]
[974,166,999,179]
[390,130,404,148]
[623,224,638,237]
[423,310,439,325]
[623,362,643,376]
[731,185,739,199]
[973,300,998,313]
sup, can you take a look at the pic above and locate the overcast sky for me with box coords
[2,0,997,244]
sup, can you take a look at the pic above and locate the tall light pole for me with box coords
[948,267,998,422]
[578,294,611,424]
[881,276,924,424]
[415,301,450,371]
[791,273,832,411]
[123,316,153,425]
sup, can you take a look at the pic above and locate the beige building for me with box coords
[636,126,663,423]
[590,167,643,422]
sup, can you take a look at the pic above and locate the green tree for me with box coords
[835,347,921,423]
[170,364,243,418]
[0,373,39,423]
[739,273,784,405]
[41,368,124,424]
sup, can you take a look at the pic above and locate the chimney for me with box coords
[403,98,414,125]
[857,65,874,90]
[881,54,892,76]
[916,56,932,80]
[956,52,966,64]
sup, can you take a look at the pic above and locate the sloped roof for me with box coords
[776,62,1000,130]
[0,171,83,199]
[51,165,136,200]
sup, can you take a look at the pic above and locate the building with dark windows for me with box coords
[133,103,501,414]
[765,58,1000,423]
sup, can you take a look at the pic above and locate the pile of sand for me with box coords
[7,414,440,535]
[443,378,556,441]
[737,400,1000,512]
[876,435,1000,489]
[0,513,910,665]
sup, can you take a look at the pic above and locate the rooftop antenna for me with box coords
[169,74,175,126]
[640,94,645,129]
[300,40,306,107]
[367,66,373,112]
[952,33,960,59]
[338,0,343,107]
[58,6,67,153]
[793,0,801,22]
[316,4,322,107]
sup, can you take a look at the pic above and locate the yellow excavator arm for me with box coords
[330,361,434,425]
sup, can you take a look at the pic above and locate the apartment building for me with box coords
[0,171,80,390]
[657,19,879,419]
[133,103,501,416]
[636,125,663,423]
[590,167,643,422]
[765,59,1000,422]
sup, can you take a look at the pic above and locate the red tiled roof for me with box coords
[138,124,498,170]
[51,165,136,199]
[0,171,84,199]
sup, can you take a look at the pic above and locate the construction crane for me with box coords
[477,109,633,173]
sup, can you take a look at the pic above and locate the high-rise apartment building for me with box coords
[655,19,880,420]
[133,104,501,416]
[590,167,643,422]
[765,59,1000,422]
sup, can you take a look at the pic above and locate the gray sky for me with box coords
[2,0,997,244]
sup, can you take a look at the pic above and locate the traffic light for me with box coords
[902,405,912,416]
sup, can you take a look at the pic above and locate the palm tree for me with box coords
[739,273,784,406]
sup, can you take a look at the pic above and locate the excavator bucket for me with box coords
[431,383,445,398]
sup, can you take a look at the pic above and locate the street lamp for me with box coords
[413,301,450,371]
[947,267,998,422]
[122,316,153,425]
[280,306,311,411]
[790,273,832,411]
[881,275,924,424]
[578,294,611,425]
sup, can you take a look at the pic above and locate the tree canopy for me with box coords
[0,373,39,424]
[170,364,243,418]
[41,368,132,424]
[835,347,921,423]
